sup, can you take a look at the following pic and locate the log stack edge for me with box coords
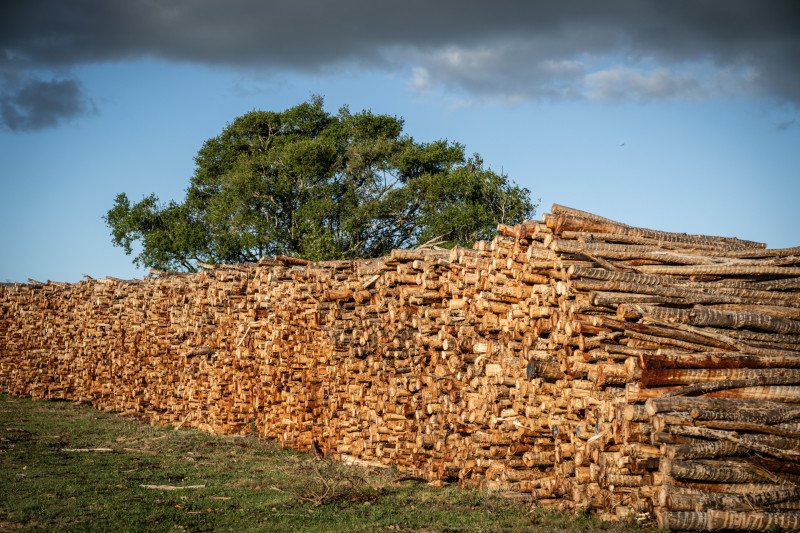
[2,204,799,530]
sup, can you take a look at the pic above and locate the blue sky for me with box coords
[2,1,799,283]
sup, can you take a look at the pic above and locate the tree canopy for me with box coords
[105,96,536,271]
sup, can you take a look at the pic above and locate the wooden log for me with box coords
[693,486,800,512]
[560,231,788,256]
[641,367,800,388]
[656,510,708,531]
[706,509,800,531]
[667,425,800,457]
[663,458,775,484]
[552,240,729,265]
[622,303,800,335]
[689,405,800,424]
[646,396,785,416]
[664,440,744,460]
[662,487,800,513]
[710,303,800,321]
[547,205,765,249]
[664,375,800,397]
[641,350,800,370]
[631,263,800,278]
[579,315,732,350]
[750,277,800,290]
[707,385,800,403]
[626,330,730,353]
[720,246,800,259]
[626,383,681,403]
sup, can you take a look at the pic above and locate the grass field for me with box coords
[0,394,657,532]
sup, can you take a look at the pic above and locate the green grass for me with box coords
[0,394,656,532]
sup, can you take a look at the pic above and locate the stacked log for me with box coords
[2,203,799,531]
[518,204,800,528]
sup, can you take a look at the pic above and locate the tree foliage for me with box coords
[105,96,536,271]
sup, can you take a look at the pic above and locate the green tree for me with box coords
[105,96,536,271]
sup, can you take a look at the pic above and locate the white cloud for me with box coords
[407,41,765,107]
[582,66,705,101]
[407,41,590,104]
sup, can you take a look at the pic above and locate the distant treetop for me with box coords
[104,96,536,271]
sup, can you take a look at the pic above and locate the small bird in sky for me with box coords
[620,143,625,147]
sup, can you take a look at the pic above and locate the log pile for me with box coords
[1,203,799,530]
[518,205,800,529]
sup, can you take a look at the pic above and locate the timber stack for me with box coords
[1,204,798,531]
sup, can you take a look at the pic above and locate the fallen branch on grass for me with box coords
[174,413,191,431]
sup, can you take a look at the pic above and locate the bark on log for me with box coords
[665,486,800,512]
[706,509,800,532]
[548,204,765,249]
[663,458,775,484]
[632,263,800,278]
[707,385,800,403]
[664,440,744,460]
[641,350,800,370]
[646,397,785,416]
[572,266,800,305]
[641,367,800,388]
[656,510,708,531]
[660,374,800,398]
[623,304,800,335]
[667,426,800,460]
[689,406,800,424]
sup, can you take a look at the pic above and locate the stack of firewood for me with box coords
[1,203,798,530]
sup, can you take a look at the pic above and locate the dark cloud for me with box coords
[0,77,94,132]
[2,0,799,128]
